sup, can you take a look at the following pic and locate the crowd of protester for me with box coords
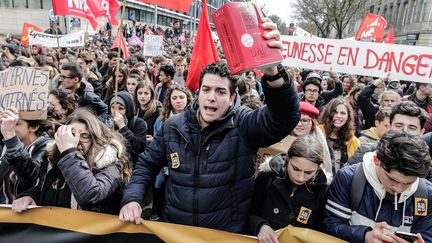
[1,19,432,243]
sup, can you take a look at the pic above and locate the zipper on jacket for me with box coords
[193,136,203,226]
[203,144,210,173]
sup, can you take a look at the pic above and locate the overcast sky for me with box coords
[255,0,296,25]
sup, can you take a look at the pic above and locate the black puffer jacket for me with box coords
[0,135,51,203]
[121,74,300,233]
[76,82,110,125]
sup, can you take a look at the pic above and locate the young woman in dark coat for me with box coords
[249,135,329,243]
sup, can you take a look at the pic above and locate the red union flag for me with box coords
[355,13,387,42]
[91,0,121,26]
[136,0,193,13]
[53,0,99,30]
[20,22,42,45]
[186,0,219,91]
[383,26,394,44]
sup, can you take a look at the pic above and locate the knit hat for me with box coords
[299,101,320,119]
[109,96,126,108]
[302,72,322,93]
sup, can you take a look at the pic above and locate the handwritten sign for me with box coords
[0,67,50,119]
[29,30,85,48]
[282,35,432,83]
[143,35,163,57]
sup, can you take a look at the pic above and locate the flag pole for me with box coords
[113,0,127,119]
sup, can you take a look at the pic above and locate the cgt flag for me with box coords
[355,13,387,42]
[111,31,129,59]
[137,0,193,13]
[53,0,99,30]
[91,0,121,26]
[20,22,42,45]
[186,0,219,91]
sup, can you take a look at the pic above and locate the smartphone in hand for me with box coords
[394,231,418,243]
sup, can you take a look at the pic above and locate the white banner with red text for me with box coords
[281,35,432,83]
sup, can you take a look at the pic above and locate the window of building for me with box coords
[28,0,41,9]
[13,0,26,8]
[0,0,12,7]
[42,0,51,9]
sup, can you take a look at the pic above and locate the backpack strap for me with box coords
[412,178,429,225]
[350,164,367,211]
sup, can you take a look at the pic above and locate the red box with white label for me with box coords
[212,2,284,74]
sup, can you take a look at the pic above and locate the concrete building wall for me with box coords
[0,8,51,35]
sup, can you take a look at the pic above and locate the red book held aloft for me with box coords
[212,2,284,74]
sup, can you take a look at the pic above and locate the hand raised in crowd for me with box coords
[373,73,391,87]
[0,107,19,140]
[257,224,279,243]
[119,201,143,225]
[11,196,36,213]
[112,111,126,129]
[54,125,80,153]
[329,67,340,83]
[364,222,395,243]
[261,18,285,86]
[389,233,425,243]
[146,135,154,143]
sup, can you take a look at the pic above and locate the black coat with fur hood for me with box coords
[19,141,125,215]
[248,154,328,235]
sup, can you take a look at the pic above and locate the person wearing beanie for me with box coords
[258,102,333,181]
[110,91,147,164]
[298,70,343,111]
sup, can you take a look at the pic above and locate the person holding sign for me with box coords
[0,107,51,204]
[119,20,300,233]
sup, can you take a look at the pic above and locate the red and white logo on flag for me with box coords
[355,13,387,42]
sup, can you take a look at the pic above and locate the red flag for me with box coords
[136,0,193,13]
[20,22,42,45]
[186,0,220,91]
[383,26,394,44]
[91,0,121,26]
[111,31,129,60]
[53,0,99,30]
[355,13,387,42]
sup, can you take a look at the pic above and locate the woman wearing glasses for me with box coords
[11,108,131,215]
[249,135,329,243]
[258,102,332,179]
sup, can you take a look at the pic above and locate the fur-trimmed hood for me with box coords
[47,139,124,170]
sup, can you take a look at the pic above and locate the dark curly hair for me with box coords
[377,130,430,177]
[199,61,236,94]
[319,97,355,149]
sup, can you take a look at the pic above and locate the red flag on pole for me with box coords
[186,0,220,91]
[111,31,129,60]
[383,26,394,44]
[91,0,121,26]
[136,0,193,13]
[20,22,42,45]
[355,13,387,42]
[53,0,99,30]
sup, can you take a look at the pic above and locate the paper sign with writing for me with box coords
[143,35,164,57]
[0,67,50,119]
[281,35,432,83]
[29,30,85,48]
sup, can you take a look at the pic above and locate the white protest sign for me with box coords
[143,35,164,57]
[0,67,50,119]
[281,35,432,83]
[29,30,85,48]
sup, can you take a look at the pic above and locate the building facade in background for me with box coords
[344,0,432,46]
[0,0,240,36]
